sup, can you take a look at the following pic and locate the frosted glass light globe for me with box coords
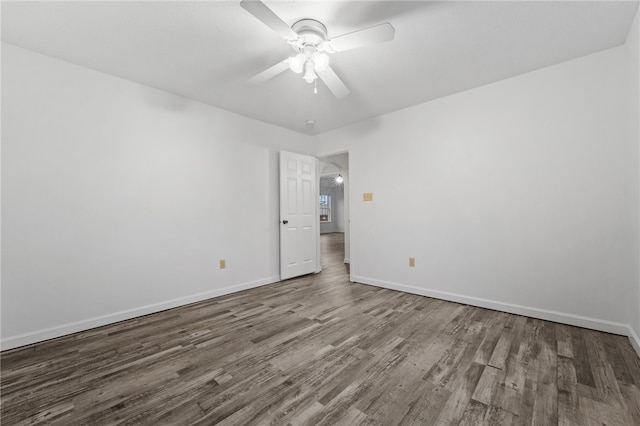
[288,53,306,74]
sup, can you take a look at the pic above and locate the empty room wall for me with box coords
[1,44,314,350]
[316,44,636,339]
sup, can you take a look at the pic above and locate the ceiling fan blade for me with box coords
[318,66,350,99]
[327,23,395,53]
[240,0,298,41]
[247,60,290,86]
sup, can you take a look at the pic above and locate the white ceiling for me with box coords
[2,1,638,135]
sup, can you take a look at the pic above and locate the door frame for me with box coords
[316,150,351,281]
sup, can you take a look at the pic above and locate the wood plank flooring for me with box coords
[2,232,640,425]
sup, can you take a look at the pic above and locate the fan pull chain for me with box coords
[314,79,318,95]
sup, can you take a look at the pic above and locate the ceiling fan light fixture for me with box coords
[241,1,395,98]
[288,53,306,73]
[303,61,317,83]
[312,52,329,72]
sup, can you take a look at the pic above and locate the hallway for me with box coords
[320,232,348,275]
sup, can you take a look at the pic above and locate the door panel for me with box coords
[302,180,312,214]
[287,228,298,266]
[280,151,317,280]
[287,178,297,214]
[302,226,313,263]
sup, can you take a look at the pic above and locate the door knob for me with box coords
[282,219,288,224]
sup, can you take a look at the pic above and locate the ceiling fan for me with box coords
[240,0,396,98]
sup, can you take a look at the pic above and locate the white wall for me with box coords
[627,7,640,353]
[316,44,635,336]
[4,27,640,352]
[1,43,314,349]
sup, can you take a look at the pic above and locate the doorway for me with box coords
[317,152,350,276]
[320,232,347,274]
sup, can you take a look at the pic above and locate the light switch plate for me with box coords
[219,259,226,269]
[363,192,373,202]
[409,257,415,267]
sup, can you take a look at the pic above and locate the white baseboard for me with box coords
[5,274,638,357]
[352,275,631,337]
[628,326,640,357]
[344,258,350,264]
[1,276,280,351]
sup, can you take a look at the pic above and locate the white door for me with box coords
[280,151,317,280]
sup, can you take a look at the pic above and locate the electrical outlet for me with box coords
[409,257,415,267]
[363,192,373,202]
[219,259,226,269]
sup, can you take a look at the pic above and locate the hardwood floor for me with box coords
[2,232,640,425]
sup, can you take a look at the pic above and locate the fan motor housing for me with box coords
[291,19,327,50]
